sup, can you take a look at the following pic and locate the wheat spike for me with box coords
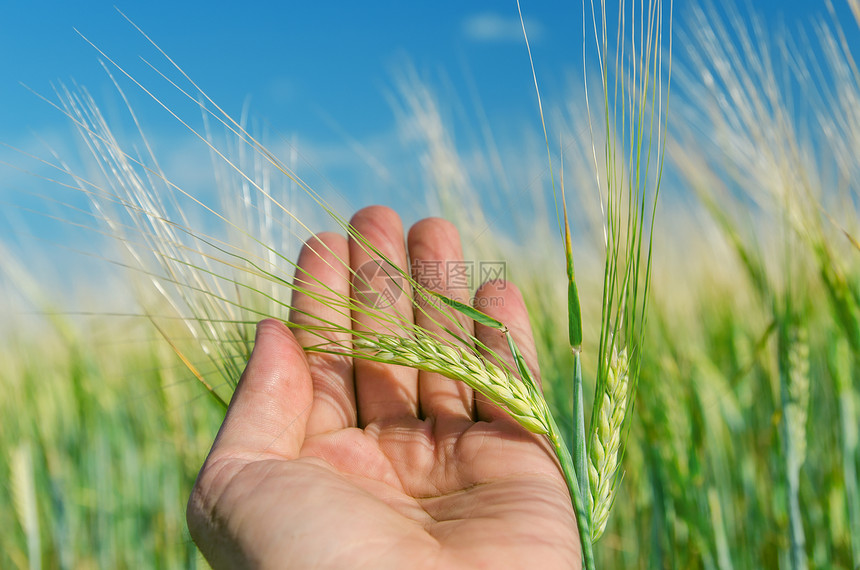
[589,344,630,541]
[786,326,810,469]
[355,330,550,434]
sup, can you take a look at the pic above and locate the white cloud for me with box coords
[462,12,545,44]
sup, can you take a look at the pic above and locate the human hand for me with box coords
[187,206,581,569]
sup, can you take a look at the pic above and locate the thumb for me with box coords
[207,319,313,462]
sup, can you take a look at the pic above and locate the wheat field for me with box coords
[1,1,859,568]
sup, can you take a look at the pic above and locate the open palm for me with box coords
[187,207,580,569]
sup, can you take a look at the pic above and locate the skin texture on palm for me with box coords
[187,206,581,569]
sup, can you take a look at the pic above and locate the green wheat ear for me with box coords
[356,330,551,434]
[588,343,629,541]
[784,325,810,469]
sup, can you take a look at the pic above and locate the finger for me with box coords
[290,232,356,435]
[349,205,419,425]
[407,217,474,421]
[207,319,313,462]
[472,281,542,426]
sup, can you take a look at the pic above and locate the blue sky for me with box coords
[2,1,853,146]
[0,0,856,292]
[0,1,588,156]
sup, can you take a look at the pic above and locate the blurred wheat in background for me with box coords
[1,0,859,568]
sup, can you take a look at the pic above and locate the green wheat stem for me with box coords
[501,326,593,568]
[547,412,595,570]
[572,350,589,530]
